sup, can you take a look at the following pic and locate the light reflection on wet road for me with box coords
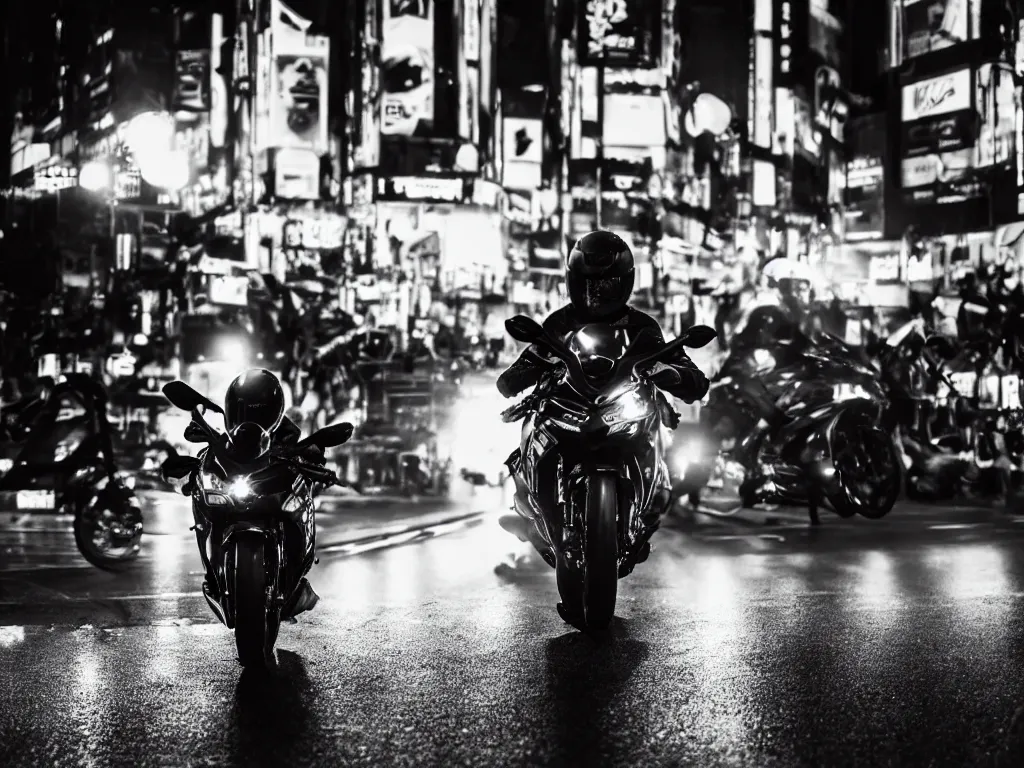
[2,503,1024,767]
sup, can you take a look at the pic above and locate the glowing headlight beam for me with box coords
[227,478,252,499]
[616,393,649,421]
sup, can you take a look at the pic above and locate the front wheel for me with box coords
[829,421,902,520]
[582,473,619,629]
[73,485,143,572]
[233,534,279,668]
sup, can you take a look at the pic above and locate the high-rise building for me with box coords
[869,0,1024,297]
[342,0,508,344]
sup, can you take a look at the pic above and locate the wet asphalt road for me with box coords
[2,501,1024,767]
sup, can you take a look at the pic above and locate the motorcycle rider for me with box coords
[495,230,709,557]
[215,369,322,619]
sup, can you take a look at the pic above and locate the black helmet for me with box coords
[566,230,635,320]
[224,369,285,433]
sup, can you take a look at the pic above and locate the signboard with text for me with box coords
[578,0,661,68]
[901,69,972,122]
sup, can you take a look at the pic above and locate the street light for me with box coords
[123,111,189,191]
[138,149,190,191]
[684,93,733,138]
[123,112,175,160]
[79,160,113,192]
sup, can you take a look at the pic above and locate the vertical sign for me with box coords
[773,0,806,89]
[268,1,330,154]
[381,0,436,136]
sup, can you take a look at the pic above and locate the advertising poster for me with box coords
[502,117,544,191]
[900,67,980,203]
[895,0,981,61]
[579,0,661,68]
[844,115,886,241]
[900,65,1014,205]
[602,94,665,149]
[808,0,843,70]
[172,51,211,114]
[381,0,436,136]
[270,49,329,153]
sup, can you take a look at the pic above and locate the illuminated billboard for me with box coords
[891,0,982,64]
[900,64,1015,205]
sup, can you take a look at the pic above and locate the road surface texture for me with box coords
[2,499,1024,767]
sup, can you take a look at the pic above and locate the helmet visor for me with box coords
[582,276,629,310]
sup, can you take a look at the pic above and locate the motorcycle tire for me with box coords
[73,486,143,572]
[582,473,619,630]
[830,429,902,520]
[233,534,279,668]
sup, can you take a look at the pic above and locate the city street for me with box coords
[3,499,1024,767]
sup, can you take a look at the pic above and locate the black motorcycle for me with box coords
[501,316,716,630]
[160,380,353,668]
[672,325,902,523]
[0,374,143,570]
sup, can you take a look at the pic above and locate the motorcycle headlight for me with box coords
[226,478,252,499]
[603,383,650,423]
[672,437,706,476]
[201,473,250,506]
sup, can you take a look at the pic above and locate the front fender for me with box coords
[222,522,277,548]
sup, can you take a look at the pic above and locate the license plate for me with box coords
[16,491,56,510]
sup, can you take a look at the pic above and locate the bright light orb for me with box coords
[685,93,734,138]
[123,111,176,160]
[79,160,113,192]
[138,149,190,191]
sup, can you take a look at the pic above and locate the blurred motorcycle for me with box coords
[500,315,716,630]
[0,374,142,570]
[160,379,353,668]
[671,310,901,523]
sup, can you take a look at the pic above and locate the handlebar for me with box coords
[527,325,716,399]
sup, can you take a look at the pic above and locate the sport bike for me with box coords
[671,324,901,522]
[501,316,716,630]
[0,374,142,570]
[160,380,353,667]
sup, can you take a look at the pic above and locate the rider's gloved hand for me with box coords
[673,365,710,404]
[300,444,327,465]
[496,370,520,399]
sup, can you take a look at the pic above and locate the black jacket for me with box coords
[496,304,710,403]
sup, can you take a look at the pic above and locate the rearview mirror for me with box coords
[925,335,958,360]
[679,325,718,349]
[161,454,200,480]
[162,381,224,414]
[300,421,355,450]
[649,368,683,389]
[505,315,544,343]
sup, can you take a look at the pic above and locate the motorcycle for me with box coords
[500,315,716,630]
[672,321,902,523]
[159,379,354,668]
[0,374,143,570]
[873,325,971,501]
